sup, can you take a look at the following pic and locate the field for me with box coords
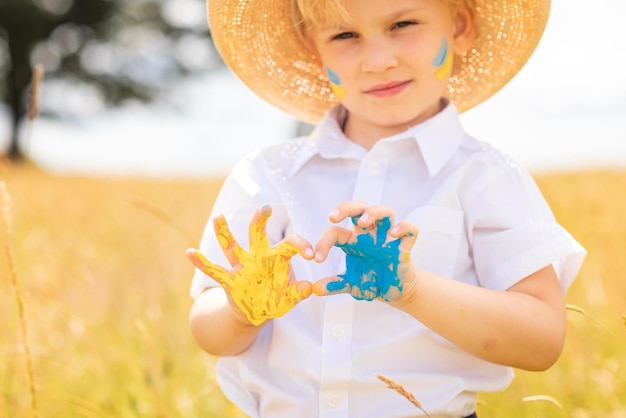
[1,163,625,417]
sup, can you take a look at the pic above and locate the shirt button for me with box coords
[332,324,345,338]
[328,393,342,408]
[367,161,381,176]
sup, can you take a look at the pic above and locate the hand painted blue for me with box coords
[329,217,403,301]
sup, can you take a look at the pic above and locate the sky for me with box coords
[1,0,625,177]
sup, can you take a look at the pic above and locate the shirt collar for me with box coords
[288,106,360,177]
[288,99,465,178]
[409,99,465,176]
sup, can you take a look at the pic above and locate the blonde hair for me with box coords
[293,0,475,30]
[292,0,351,31]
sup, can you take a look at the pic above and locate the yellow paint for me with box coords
[192,209,311,325]
[216,221,230,249]
[330,82,347,99]
[435,50,453,80]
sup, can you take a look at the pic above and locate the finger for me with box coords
[314,226,353,262]
[312,276,350,296]
[274,242,299,258]
[354,205,395,232]
[213,214,244,267]
[389,220,419,255]
[346,206,397,245]
[373,216,395,246]
[279,234,315,259]
[287,280,313,302]
[355,207,399,246]
[328,200,369,223]
[186,248,231,286]
[249,205,272,250]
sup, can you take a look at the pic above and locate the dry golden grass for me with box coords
[1,163,625,417]
[376,374,431,417]
[1,162,243,417]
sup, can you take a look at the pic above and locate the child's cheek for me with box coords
[326,67,347,99]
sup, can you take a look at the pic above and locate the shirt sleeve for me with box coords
[189,152,288,299]
[466,161,586,293]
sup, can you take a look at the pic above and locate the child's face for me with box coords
[307,0,473,140]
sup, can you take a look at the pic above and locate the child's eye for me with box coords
[392,21,417,30]
[332,32,356,40]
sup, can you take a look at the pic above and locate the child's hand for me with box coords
[187,205,314,326]
[312,202,419,302]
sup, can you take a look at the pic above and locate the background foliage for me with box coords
[0,0,217,159]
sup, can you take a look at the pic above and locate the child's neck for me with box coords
[343,99,446,150]
[343,117,393,150]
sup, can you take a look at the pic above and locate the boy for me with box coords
[187,0,586,416]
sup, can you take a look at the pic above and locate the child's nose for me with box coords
[360,38,398,73]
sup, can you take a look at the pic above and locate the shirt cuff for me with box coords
[474,222,587,293]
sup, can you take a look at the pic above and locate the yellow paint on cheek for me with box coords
[330,82,347,100]
[433,37,453,80]
[326,67,347,100]
[435,50,453,80]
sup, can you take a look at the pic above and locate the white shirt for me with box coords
[190,102,586,418]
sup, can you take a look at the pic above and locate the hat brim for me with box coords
[208,0,550,123]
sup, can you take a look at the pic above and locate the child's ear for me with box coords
[306,37,324,69]
[309,45,324,69]
[297,28,324,68]
[452,6,475,53]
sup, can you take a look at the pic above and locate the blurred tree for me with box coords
[0,0,218,160]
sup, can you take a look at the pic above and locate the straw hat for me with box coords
[207,0,550,123]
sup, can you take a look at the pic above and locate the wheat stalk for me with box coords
[564,304,584,314]
[522,395,566,417]
[135,320,170,417]
[1,181,39,417]
[566,304,626,350]
[376,374,431,417]
[128,196,195,245]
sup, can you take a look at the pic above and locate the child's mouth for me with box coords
[365,80,412,97]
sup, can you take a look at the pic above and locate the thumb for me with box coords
[312,276,350,297]
[288,280,313,302]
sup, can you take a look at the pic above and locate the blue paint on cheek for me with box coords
[432,37,448,67]
[326,67,341,85]
[328,217,403,301]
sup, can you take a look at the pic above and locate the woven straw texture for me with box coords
[208,0,550,123]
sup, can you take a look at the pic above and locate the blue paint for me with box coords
[328,217,403,301]
[350,215,370,231]
[432,37,448,67]
[326,67,341,85]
